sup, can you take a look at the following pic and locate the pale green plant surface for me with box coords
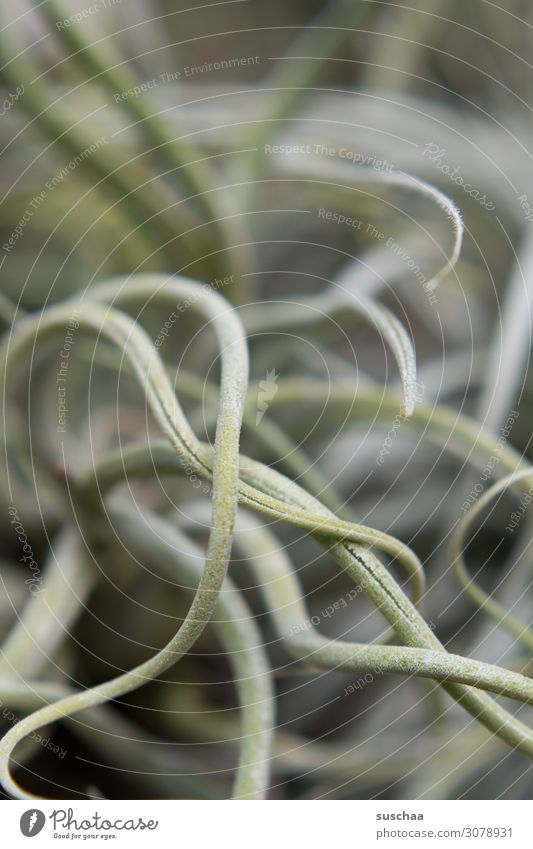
[1,272,533,798]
